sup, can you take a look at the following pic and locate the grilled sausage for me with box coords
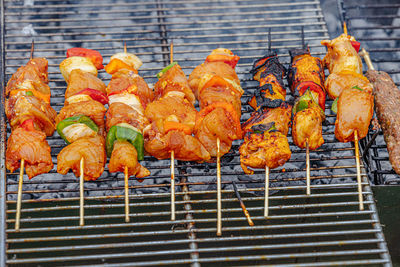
[366,70,400,174]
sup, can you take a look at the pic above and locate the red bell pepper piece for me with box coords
[205,54,240,68]
[297,81,326,111]
[350,41,361,53]
[74,88,109,105]
[20,119,37,131]
[67,47,104,70]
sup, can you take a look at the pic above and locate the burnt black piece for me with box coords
[251,122,275,133]
[258,98,284,110]
[259,83,275,96]
[250,50,278,74]
[288,47,310,61]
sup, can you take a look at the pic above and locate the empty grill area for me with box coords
[0,0,393,266]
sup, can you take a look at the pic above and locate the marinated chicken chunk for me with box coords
[6,126,53,179]
[335,87,374,142]
[292,106,324,150]
[239,131,291,174]
[65,69,107,100]
[325,71,373,99]
[109,140,150,178]
[106,102,149,132]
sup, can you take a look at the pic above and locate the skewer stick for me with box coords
[79,157,85,226]
[169,41,176,221]
[216,138,222,236]
[354,131,364,210]
[306,139,311,195]
[170,151,175,221]
[343,22,348,36]
[15,159,25,231]
[123,42,127,53]
[124,166,130,222]
[359,48,375,70]
[264,166,269,218]
[15,40,35,231]
[232,181,254,226]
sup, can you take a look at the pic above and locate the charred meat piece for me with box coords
[5,95,57,136]
[109,140,150,178]
[144,121,210,161]
[56,99,107,136]
[325,70,373,100]
[366,70,400,174]
[65,69,107,100]
[6,126,53,179]
[335,87,374,142]
[250,51,286,82]
[321,33,362,75]
[239,131,291,174]
[242,102,292,136]
[57,135,106,181]
[292,106,324,150]
[154,64,196,104]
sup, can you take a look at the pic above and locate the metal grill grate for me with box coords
[0,0,392,265]
[339,0,400,185]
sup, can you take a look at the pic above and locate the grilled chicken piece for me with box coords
[6,126,53,179]
[145,93,197,131]
[321,33,362,75]
[188,61,240,98]
[144,121,210,161]
[242,102,292,136]
[239,131,291,174]
[109,140,150,178]
[292,106,324,150]
[194,104,242,157]
[287,48,325,95]
[5,95,57,136]
[6,58,50,96]
[65,69,107,100]
[56,99,107,135]
[198,84,242,118]
[106,69,154,108]
[106,102,148,132]
[57,135,106,181]
[335,87,374,142]
[154,64,195,104]
[325,70,373,99]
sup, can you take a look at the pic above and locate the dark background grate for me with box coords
[0,0,392,266]
[339,0,400,185]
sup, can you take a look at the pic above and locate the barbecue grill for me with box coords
[0,0,393,266]
[339,0,400,186]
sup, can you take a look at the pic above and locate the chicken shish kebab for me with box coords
[239,51,291,175]
[5,57,56,179]
[321,26,374,211]
[189,48,243,158]
[321,31,374,143]
[105,50,153,179]
[144,61,210,161]
[56,48,107,181]
[288,47,326,151]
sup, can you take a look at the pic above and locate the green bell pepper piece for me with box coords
[156,62,177,79]
[331,97,338,114]
[25,91,34,96]
[56,115,99,144]
[106,123,144,160]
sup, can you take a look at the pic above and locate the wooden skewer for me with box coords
[124,166,130,223]
[343,22,348,36]
[15,40,35,231]
[15,159,25,231]
[216,138,222,236]
[354,130,364,210]
[359,48,375,70]
[306,139,311,195]
[170,150,176,221]
[79,157,85,226]
[264,166,269,218]
[124,42,127,53]
[232,181,254,226]
[169,41,176,221]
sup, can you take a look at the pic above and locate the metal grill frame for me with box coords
[0,0,393,266]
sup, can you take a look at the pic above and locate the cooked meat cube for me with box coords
[292,106,324,150]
